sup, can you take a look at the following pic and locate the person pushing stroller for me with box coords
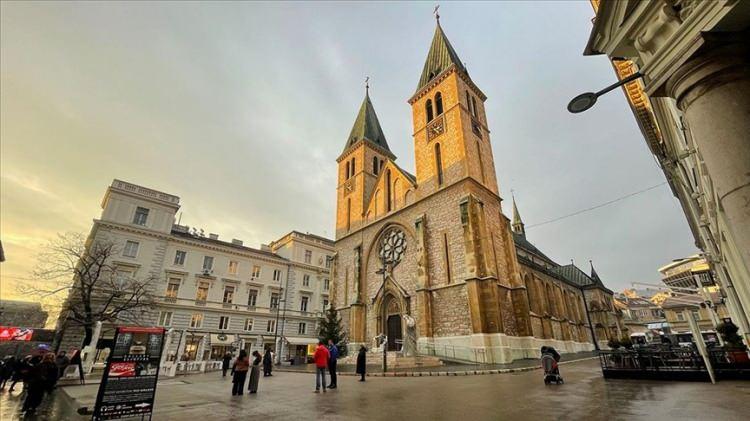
[540,346,563,384]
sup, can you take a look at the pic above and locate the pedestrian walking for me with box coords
[313,340,329,393]
[327,339,339,389]
[9,355,31,392]
[55,351,70,380]
[0,356,16,390]
[221,352,232,378]
[248,351,261,394]
[231,350,249,396]
[40,353,59,393]
[21,357,45,414]
[356,346,367,382]
[262,348,273,377]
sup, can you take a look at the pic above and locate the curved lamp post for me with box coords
[568,72,643,113]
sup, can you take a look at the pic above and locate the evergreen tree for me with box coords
[318,307,348,357]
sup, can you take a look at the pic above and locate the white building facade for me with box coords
[57,180,333,371]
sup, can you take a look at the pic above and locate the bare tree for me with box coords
[23,232,157,347]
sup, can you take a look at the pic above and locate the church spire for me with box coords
[589,260,603,285]
[416,18,467,93]
[341,88,393,158]
[511,193,525,238]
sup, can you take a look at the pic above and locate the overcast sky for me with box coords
[0,1,698,302]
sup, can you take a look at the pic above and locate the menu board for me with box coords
[92,326,165,420]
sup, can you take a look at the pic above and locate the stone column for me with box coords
[666,41,750,274]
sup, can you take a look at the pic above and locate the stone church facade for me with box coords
[331,19,623,363]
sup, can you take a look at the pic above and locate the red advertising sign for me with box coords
[0,327,34,341]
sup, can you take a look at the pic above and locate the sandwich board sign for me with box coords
[92,326,166,420]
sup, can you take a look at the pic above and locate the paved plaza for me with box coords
[2,359,750,420]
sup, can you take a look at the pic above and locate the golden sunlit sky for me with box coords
[1,1,698,309]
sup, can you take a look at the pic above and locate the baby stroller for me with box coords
[541,346,563,385]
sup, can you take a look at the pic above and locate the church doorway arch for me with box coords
[382,294,403,351]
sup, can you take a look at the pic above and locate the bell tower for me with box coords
[408,18,499,197]
[336,88,396,239]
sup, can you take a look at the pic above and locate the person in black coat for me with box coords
[356,346,367,382]
[221,352,232,378]
[262,348,273,377]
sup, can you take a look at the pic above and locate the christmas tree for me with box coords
[318,307,348,357]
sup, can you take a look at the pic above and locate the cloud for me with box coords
[0,1,700,303]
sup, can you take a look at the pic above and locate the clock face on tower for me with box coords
[427,116,445,141]
[379,227,407,267]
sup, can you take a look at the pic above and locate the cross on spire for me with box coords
[365,76,370,94]
[433,4,440,23]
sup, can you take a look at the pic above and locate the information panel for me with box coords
[92,326,165,420]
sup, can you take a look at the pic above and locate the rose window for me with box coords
[379,227,407,267]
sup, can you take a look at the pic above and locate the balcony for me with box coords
[163,296,177,303]
[196,300,207,307]
[222,302,234,309]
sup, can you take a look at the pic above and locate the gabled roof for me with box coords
[550,264,614,294]
[512,232,555,266]
[416,22,467,93]
[341,92,392,157]
[362,159,417,217]
[550,264,595,288]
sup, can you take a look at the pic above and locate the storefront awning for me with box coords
[210,333,235,345]
[285,336,319,345]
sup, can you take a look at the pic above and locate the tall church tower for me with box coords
[408,19,500,197]
[336,90,396,239]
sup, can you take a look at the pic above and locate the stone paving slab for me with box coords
[5,358,750,420]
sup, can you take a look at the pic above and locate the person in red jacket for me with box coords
[313,340,330,393]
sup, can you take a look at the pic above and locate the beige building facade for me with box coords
[332,19,623,363]
[56,180,332,367]
[584,0,750,343]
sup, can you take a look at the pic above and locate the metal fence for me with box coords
[598,349,750,381]
[417,342,489,364]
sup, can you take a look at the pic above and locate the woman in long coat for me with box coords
[356,346,367,381]
[248,351,262,393]
[262,348,273,377]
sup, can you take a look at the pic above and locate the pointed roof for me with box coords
[341,92,392,157]
[416,21,467,93]
[512,196,523,227]
[589,261,605,287]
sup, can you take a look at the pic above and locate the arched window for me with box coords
[373,156,379,175]
[435,92,443,115]
[345,161,350,179]
[425,99,434,123]
[380,159,384,170]
[346,198,352,231]
[476,141,485,183]
[386,170,392,212]
[351,158,356,177]
[434,143,443,186]
[466,91,472,114]
[471,96,478,118]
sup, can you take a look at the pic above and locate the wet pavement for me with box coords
[4,359,750,420]
[279,351,599,374]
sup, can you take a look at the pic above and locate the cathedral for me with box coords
[331,18,624,363]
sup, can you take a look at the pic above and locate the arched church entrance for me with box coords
[383,295,403,351]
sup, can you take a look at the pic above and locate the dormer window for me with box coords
[435,92,443,115]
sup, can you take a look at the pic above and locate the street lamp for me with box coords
[376,264,388,373]
[579,287,600,351]
[567,72,643,113]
